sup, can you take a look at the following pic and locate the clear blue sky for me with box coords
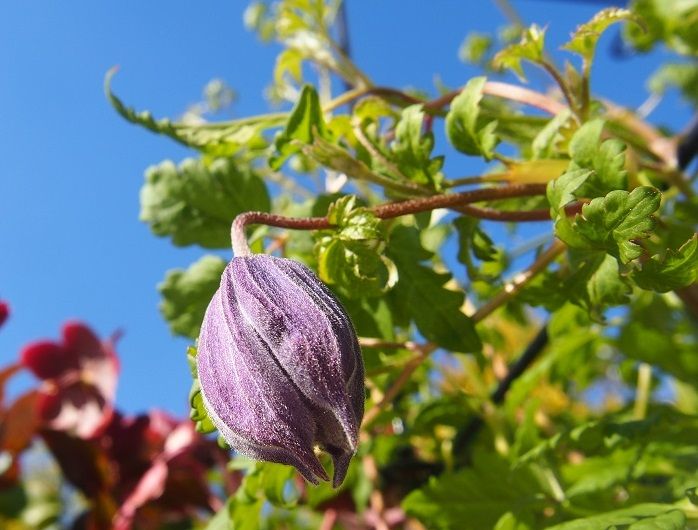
[0,1,687,416]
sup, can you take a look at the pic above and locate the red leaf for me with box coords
[20,341,78,380]
[0,301,9,328]
[0,390,40,454]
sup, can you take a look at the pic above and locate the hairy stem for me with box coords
[231,184,548,255]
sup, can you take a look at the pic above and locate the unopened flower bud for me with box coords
[197,255,364,486]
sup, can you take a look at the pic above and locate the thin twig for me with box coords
[471,239,566,323]
[362,343,437,428]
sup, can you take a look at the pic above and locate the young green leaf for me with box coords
[631,235,698,292]
[315,196,397,298]
[141,157,270,248]
[492,24,546,80]
[391,105,444,188]
[575,187,661,263]
[159,255,227,339]
[271,84,329,169]
[563,8,643,61]
[445,77,499,159]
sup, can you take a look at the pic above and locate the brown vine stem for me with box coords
[470,238,566,323]
[230,183,547,255]
[362,342,437,428]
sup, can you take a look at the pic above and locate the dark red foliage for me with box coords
[2,319,230,530]
[0,301,9,328]
[19,322,119,438]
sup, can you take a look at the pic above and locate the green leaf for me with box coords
[159,255,227,339]
[624,0,698,56]
[315,196,397,298]
[403,454,546,529]
[391,105,443,188]
[387,226,481,353]
[575,187,661,263]
[618,293,698,384]
[271,84,328,169]
[546,504,685,530]
[106,68,283,153]
[547,168,590,215]
[303,135,427,194]
[568,120,628,197]
[569,119,605,167]
[493,25,546,80]
[632,235,698,292]
[565,251,631,320]
[649,63,698,105]
[454,217,505,282]
[445,77,499,160]
[459,32,493,65]
[141,157,270,248]
[563,8,643,61]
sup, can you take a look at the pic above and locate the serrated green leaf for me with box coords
[445,77,499,160]
[568,120,628,197]
[317,238,397,299]
[403,454,546,529]
[391,105,443,188]
[632,235,698,292]
[563,8,643,61]
[546,504,685,530]
[271,84,328,169]
[387,226,481,353]
[493,24,546,80]
[141,157,270,248]
[325,195,381,240]
[575,187,661,263]
[159,255,227,339]
[315,195,396,298]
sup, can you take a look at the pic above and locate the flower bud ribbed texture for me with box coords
[197,255,364,486]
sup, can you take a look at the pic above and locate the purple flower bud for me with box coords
[196,255,364,486]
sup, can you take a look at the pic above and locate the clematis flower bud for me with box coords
[197,255,364,487]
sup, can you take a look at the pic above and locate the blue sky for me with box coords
[0,1,688,416]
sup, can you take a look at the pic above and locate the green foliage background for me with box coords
[107,0,698,528]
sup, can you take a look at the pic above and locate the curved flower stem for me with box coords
[323,81,567,116]
[231,184,547,255]
[424,81,567,116]
[470,239,566,323]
